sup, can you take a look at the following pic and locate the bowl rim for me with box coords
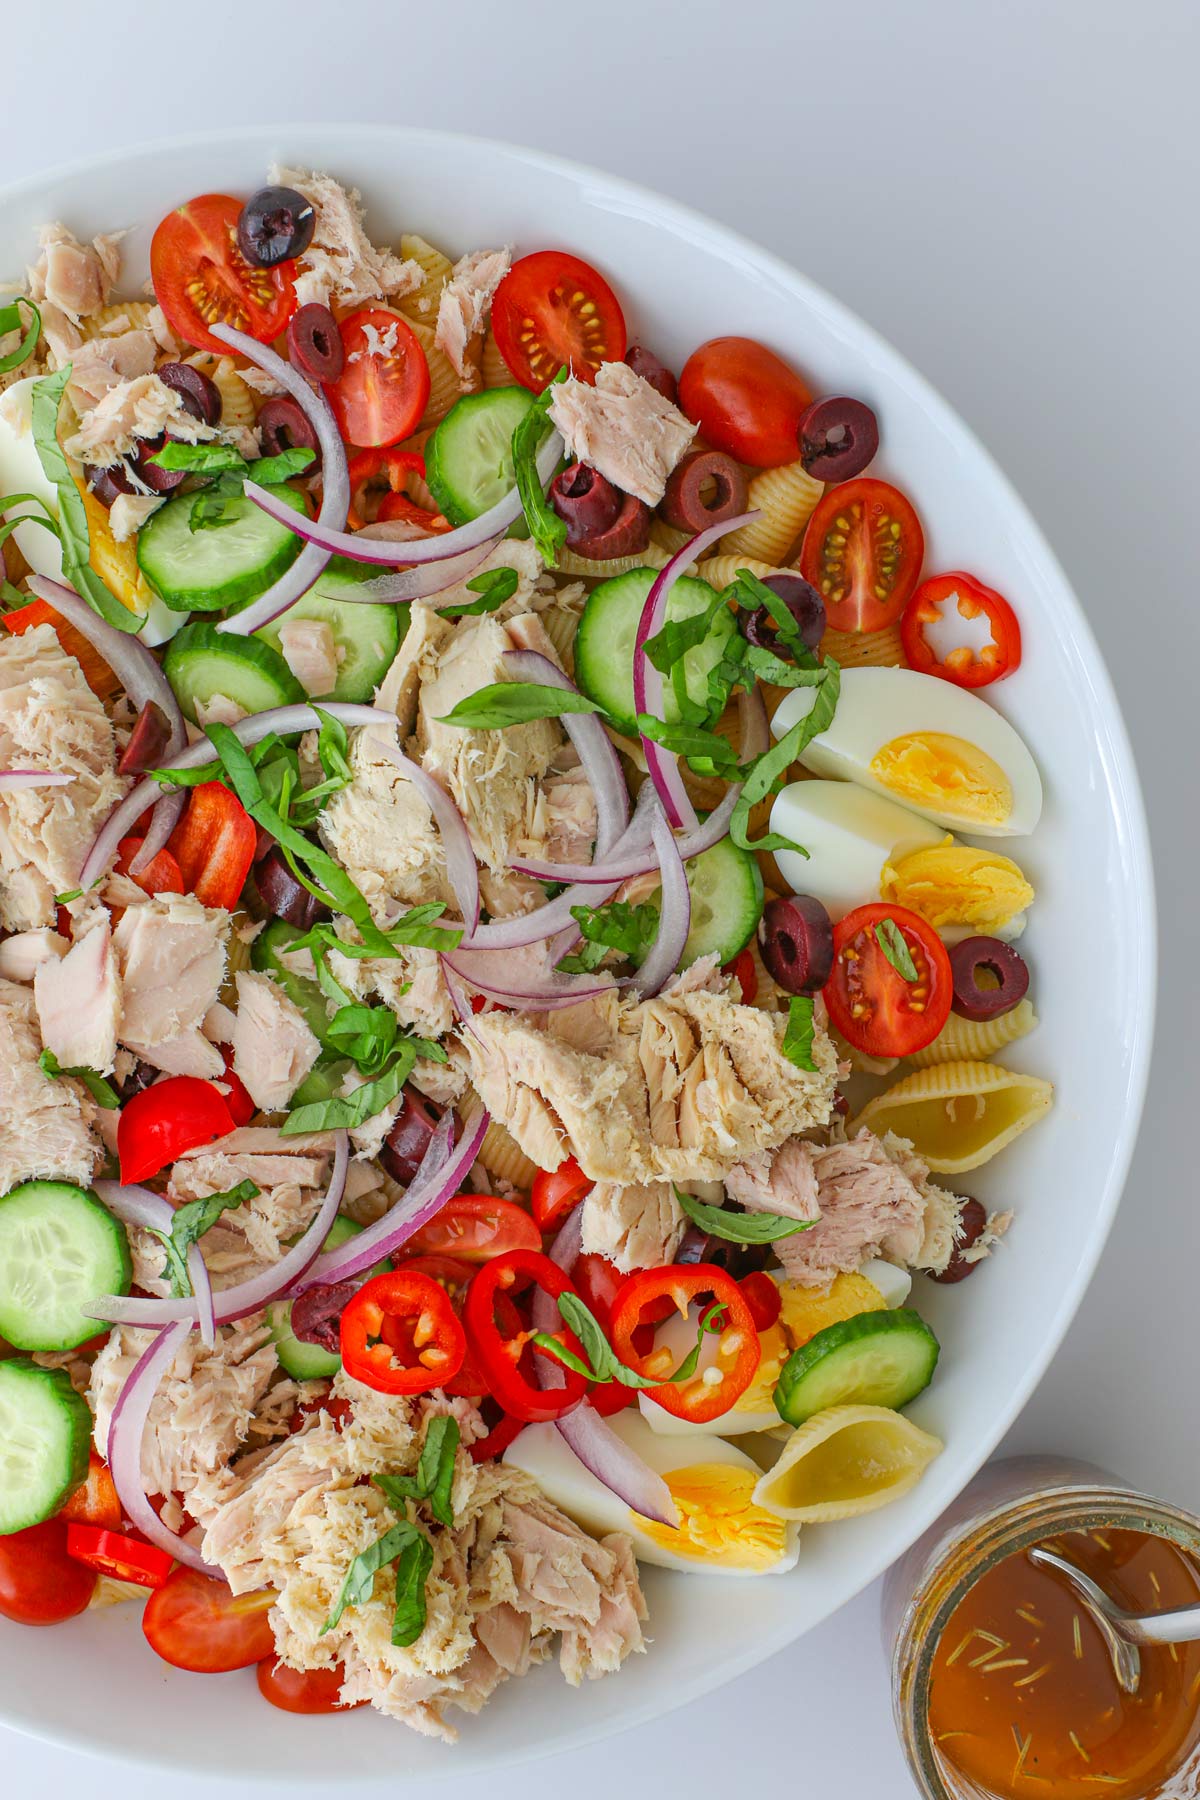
[0,120,1158,1778]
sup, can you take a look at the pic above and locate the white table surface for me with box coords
[3,0,1197,1790]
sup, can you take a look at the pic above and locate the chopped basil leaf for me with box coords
[782,995,817,1071]
[556,899,660,974]
[436,566,520,619]
[391,1532,435,1647]
[153,1180,260,1297]
[30,367,140,633]
[875,917,919,982]
[326,1003,398,1076]
[151,441,315,482]
[373,1416,460,1529]
[52,887,84,905]
[322,1520,424,1636]
[512,369,567,566]
[643,588,732,677]
[674,1185,811,1242]
[532,1292,730,1391]
[727,568,819,666]
[0,299,41,375]
[436,681,602,730]
[281,1038,418,1136]
[37,1048,119,1110]
[188,472,243,532]
[636,712,742,778]
[290,905,462,963]
[730,658,840,854]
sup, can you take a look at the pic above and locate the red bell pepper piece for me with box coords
[116,835,185,897]
[117,1075,236,1184]
[900,572,1022,689]
[167,781,257,911]
[65,1524,173,1589]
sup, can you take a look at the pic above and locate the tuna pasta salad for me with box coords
[0,170,1052,1737]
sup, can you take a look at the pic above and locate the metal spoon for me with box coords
[1029,1545,1200,1695]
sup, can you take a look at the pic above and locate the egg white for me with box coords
[0,376,67,580]
[504,1409,800,1576]
[772,667,1042,837]
[769,781,943,922]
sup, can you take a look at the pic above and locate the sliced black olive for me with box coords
[660,450,748,533]
[253,846,328,930]
[290,1282,358,1352]
[118,702,173,777]
[132,433,186,494]
[797,396,879,483]
[287,304,344,383]
[381,1087,443,1186]
[949,936,1029,1021]
[624,345,678,404]
[758,894,834,994]
[237,186,316,269]
[928,1198,988,1284]
[566,491,651,561]
[84,461,137,507]
[257,397,321,470]
[156,362,222,426]
[549,462,623,543]
[740,573,826,657]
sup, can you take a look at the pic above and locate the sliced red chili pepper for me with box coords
[609,1264,760,1424]
[216,1046,257,1127]
[167,780,257,911]
[65,1524,174,1588]
[530,1156,592,1234]
[397,1253,519,1398]
[116,835,185,898]
[462,1249,589,1423]
[117,1075,236,1184]
[738,1270,783,1333]
[468,1411,526,1464]
[339,1270,466,1396]
[900,571,1022,689]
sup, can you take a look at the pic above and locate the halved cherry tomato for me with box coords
[0,1519,96,1624]
[900,571,1022,689]
[116,835,185,898]
[2,598,119,701]
[678,337,813,468]
[325,308,430,448]
[168,780,257,911]
[59,1451,121,1530]
[491,251,627,392]
[723,947,758,1004]
[340,1269,465,1395]
[530,1157,592,1234]
[65,1524,173,1589]
[257,1657,364,1714]
[738,1270,783,1333]
[463,1250,590,1422]
[402,1194,541,1263]
[799,477,925,634]
[609,1264,760,1424]
[824,901,952,1059]
[151,194,297,356]
[118,1074,236,1184]
[143,1566,275,1672]
[216,1046,256,1127]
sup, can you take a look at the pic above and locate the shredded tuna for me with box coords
[581,1179,686,1272]
[547,361,697,505]
[0,975,99,1190]
[0,925,68,983]
[277,618,340,696]
[34,911,121,1074]
[230,971,321,1112]
[112,891,228,1063]
[27,222,121,323]
[64,371,220,469]
[268,167,422,311]
[64,329,157,411]
[108,492,164,542]
[725,1136,820,1222]
[747,1130,928,1286]
[434,248,511,381]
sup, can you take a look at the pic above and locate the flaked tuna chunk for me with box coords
[581,1179,686,1273]
[0,975,100,1190]
[434,247,511,381]
[725,1136,820,1222]
[268,166,423,311]
[547,361,697,506]
[320,724,454,918]
[499,1493,647,1683]
[0,926,68,983]
[112,891,228,1054]
[65,329,158,410]
[374,604,453,729]
[27,221,121,322]
[277,618,339,696]
[761,1130,927,1286]
[230,971,321,1112]
[64,371,219,470]
[34,912,121,1074]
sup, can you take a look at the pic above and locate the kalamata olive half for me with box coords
[236,185,316,269]
[257,396,321,470]
[156,362,222,426]
[84,461,137,507]
[254,846,328,930]
[290,1282,358,1352]
[740,573,826,656]
[118,701,173,777]
[949,936,1030,1021]
[567,490,652,561]
[624,345,678,404]
[381,1087,443,1186]
[132,433,186,494]
[675,1224,768,1281]
[287,304,344,383]
[929,1198,987,1284]
[549,461,623,543]
[660,449,748,533]
[797,396,879,483]
[758,894,834,994]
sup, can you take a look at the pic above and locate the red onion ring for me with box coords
[333,538,502,603]
[632,511,758,830]
[444,945,620,1011]
[105,1320,214,1573]
[373,739,480,935]
[294,1107,488,1290]
[632,802,692,997]
[95,1179,215,1346]
[501,648,630,857]
[81,702,396,892]
[0,769,72,789]
[242,427,563,568]
[209,322,349,637]
[442,962,484,1041]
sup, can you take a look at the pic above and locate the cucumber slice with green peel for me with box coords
[137,482,308,614]
[681,833,764,967]
[254,560,404,704]
[250,920,332,1044]
[574,568,737,737]
[0,1181,131,1353]
[773,1308,940,1426]
[266,1217,389,1379]
[426,387,537,525]
[0,1360,93,1534]
[164,622,306,725]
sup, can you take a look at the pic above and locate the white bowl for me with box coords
[0,126,1155,1780]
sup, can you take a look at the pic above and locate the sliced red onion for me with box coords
[244,428,563,568]
[80,702,395,892]
[105,1320,214,1573]
[95,1179,215,1347]
[210,321,349,636]
[87,1131,348,1331]
[632,803,692,997]
[338,538,501,603]
[0,769,72,789]
[374,739,479,935]
[444,945,619,1012]
[501,648,629,857]
[295,1107,488,1290]
[442,962,483,1041]
[26,573,189,875]
[632,511,757,831]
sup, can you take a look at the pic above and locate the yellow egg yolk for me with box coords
[634,1465,789,1569]
[880,838,1034,930]
[869,732,1012,827]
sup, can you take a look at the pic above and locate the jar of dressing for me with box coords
[883,1456,1200,1799]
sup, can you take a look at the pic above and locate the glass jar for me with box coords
[884,1455,1200,1800]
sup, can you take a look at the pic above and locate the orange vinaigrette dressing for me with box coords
[927,1529,1200,1799]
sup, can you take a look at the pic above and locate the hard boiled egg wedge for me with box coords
[504,1409,800,1577]
[0,376,66,580]
[772,667,1042,837]
[769,781,944,923]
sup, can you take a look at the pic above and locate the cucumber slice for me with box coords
[682,833,764,966]
[773,1308,940,1426]
[250,920,332,1044]
[0,1181,131,1353]
[254,559,404,704]
[137,482,308,614]
[0,1359,92,1534]
[426,387,537,525]
[575,568,736,737]
[266,1217,388,1378]
[164,622,306,725]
